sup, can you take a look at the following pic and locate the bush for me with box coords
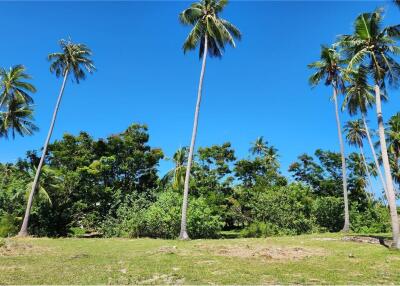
[241,221,294,237]
[142,192,223,239]
[0,214,19,237]
[248,183,318,235]
[100,198,148,238]
[312,196,344,232]
[187,197,224,238]
[141,192,181,238]
[350,202,391,233]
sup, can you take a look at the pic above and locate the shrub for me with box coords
[350,202,391,233]
[241,221,294,237]
[248,183,318,235]
[187,197,224,238]
[141,192,181,238]
[100,198,148,238]
[142,192,223,239]
[0,214,19,238]
[312,196,344,232]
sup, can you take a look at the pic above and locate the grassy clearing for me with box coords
[0,233,399,285]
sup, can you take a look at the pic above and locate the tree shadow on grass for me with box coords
[344,234,393,248]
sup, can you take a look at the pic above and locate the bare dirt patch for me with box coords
[200,244,325,261]
[0,239,50,256]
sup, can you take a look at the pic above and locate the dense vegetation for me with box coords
[0,0,400,248]
[0,123,394,238]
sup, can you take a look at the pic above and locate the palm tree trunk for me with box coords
[362,114,388,198]
[18,71,69,237]
[374,84,400,248]
[359,145,374,198]
[179,35,208,240]
[333,86,350,232]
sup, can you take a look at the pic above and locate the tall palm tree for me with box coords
[339,9,400,248]
[386,113,400,185]
[344,119,374,194]
[0,65,36,107]
[0,65,37,139]
[342,65,388,196]
[178,0,241,239]
[162,147,188,190]
[0,97,38,139]
[18,39,96,237]
[308,45,350,231]
[250,136,268,156]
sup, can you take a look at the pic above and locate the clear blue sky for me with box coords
[1,1,399,180]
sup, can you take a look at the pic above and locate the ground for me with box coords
[0,233,399,285]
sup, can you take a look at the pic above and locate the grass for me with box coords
[0,233,399,284]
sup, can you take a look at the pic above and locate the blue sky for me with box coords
[1,1,400,183]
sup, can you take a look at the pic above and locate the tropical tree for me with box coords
[0,65,36,107]
[178,0,241,239]
[344,119,374,194]
[0,65,37,139]
[386,113,400,185]
[339,9,400,248]
[18,39,96,237]
[0,97,38,139]
[250,137,268,156]
[308,45,350,231]
[342,65,388,196]
[162,147,188,190]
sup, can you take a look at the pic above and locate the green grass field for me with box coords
[1,233,399,285]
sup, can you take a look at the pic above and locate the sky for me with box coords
[1,0,400,185]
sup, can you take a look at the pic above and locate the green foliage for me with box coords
[248,184,317,235]
[141,192,182,239]
[350,202,391,233]
[101,198,148,238]
[187,197,223,238]
[180,0,241,58]
[312,196,344,232]
[48,39,96,82]
[0,65,37,139]
[0,118,395,239]
[241,222,289,237]
[142,192,222,239]
[0,214,19,237]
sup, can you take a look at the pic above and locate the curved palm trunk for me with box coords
[362,114,388,198]
[374,84,400,248]
[18,71,69,237]
[360,145,374,198]
[179,35,208,240]
[333,87,350,232]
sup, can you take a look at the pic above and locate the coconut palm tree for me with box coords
[0,97,38,139]
[344,119,374,194]
[308,45,350,231]
[338,9,400,248]
[0,65,36,108]
[386,113,400,185]
[162,147,188,190]
[0,65,37,139]
[342,65,388,196]
[178,0,241,239]
[18,39,96,237]
[250,137,268,156]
